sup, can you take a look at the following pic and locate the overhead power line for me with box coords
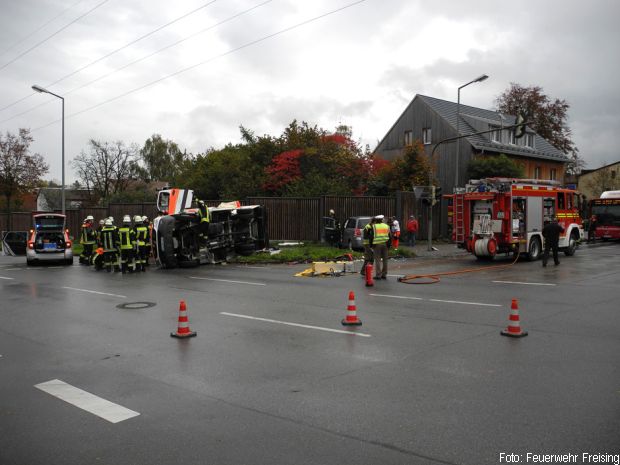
[32,0,368,131]
[0,1,270,125]
[0,0,218,114]
[0,0,110,72]
[0,0,88,59]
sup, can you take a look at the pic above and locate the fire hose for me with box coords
[398,249,521,284]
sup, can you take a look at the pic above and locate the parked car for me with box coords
[26,213,73,265]
[340,216,372,250]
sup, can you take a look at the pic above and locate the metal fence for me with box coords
[1,192,443,242]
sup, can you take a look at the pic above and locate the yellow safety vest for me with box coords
[363,223,372,245]
[373,223,390,244]
[118,227,134,250]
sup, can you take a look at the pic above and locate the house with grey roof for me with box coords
[374,94,569,194]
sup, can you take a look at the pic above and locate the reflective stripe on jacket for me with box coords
[372,223,390,244]
[118,227,134,250]
[134,226,148,245]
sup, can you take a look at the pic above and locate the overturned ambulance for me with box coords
[153,188,268,268]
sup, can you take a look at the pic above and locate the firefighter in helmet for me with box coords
[79,216,97,265]
[133,215,148,272]
[117,215,136,273]
[142,216,152,266]
[100,218,118,272]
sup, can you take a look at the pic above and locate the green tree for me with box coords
[376,141,432,193]
[0,129,49,228]
[467,154,525,179]
[139,134,187,182]
[495,83,584,174]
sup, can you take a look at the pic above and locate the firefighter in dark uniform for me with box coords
[142,216,152,266]
[100,218,119,272]
[542,216,565,267]
[79,216,97,265]
[197,199,210,245]
[117,215,136,273]
[133,215,148,272]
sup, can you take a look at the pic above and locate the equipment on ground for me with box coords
[153,188,268,269]
[446,178,584,261]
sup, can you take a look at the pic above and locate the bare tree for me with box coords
[71,139,139,204]
[0,129,49,228]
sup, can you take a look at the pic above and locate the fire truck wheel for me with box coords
[564,231,579,256]
[527,236,542,261]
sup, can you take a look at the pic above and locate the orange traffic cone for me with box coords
[341,291,362,326]
[171,300,197,338]
[501,299,528,338]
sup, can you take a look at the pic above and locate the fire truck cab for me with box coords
[450,178,584,260]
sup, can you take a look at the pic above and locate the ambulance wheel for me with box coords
[564,231,579,256]
[527,237,541,261]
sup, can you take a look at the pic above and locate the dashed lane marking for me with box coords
[220,312,371,337]
[492,280,556,286]
[62,287,127,298]
[189,276,266,286]
[370,293,501,307]
[35,379,140,423]
[0,276,15,280]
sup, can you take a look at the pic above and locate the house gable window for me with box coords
[550,168,557,181]
[422,128,431,145]
[490,125,501,143]
[534,166,541,179]
[404,130,413,146]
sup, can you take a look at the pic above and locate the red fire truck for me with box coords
[590,190,620,241]
[448,178,585,260]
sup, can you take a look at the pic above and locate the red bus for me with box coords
[590,190,620,241]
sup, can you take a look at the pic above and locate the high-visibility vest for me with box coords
[118,227,134,250]
[134,226,148,246]
[372,223,390,244]
[101,227,117,252]
[80,225,96,244]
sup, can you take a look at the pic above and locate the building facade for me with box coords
[374,95,569,194]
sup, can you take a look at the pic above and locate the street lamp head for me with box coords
[474,74,489,83]
[31,84,49,93]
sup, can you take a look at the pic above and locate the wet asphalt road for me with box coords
[0,243,619,465]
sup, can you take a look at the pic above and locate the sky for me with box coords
[1,0,619,184]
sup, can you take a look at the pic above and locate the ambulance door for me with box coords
[526,197,543,232]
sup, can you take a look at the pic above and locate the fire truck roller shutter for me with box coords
[474,237,497,258]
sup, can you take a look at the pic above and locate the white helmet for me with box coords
[86,215,94,221]
[109,216,114,223]
[99,219,105,225]
[133,215,142,223]
[104,218,112,226]
[123,215,131,224]
[142,216,148,222]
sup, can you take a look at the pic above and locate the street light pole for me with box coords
[455,74,489,190]
[32,85,65,216]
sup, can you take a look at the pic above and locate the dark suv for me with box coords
[341,216,372,250]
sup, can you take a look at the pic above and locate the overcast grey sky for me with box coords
[1,0,618,183]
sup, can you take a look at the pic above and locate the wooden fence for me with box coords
[1,192,443,242]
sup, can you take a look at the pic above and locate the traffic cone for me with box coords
[341,291,362,326]
[365,263,374,287]
[171,300,197,338]
[501,299,528,338]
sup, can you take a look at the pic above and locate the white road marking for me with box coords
[35,379,140,423]
[370,293,422,301]
[428,299,502,307]
[492,280,556,286]
[0,276,14,280]
[371,293,501,307]
[2,268,22,271]
[62,287,127,298]
[220,312,371,337]
[189,276,266,286]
